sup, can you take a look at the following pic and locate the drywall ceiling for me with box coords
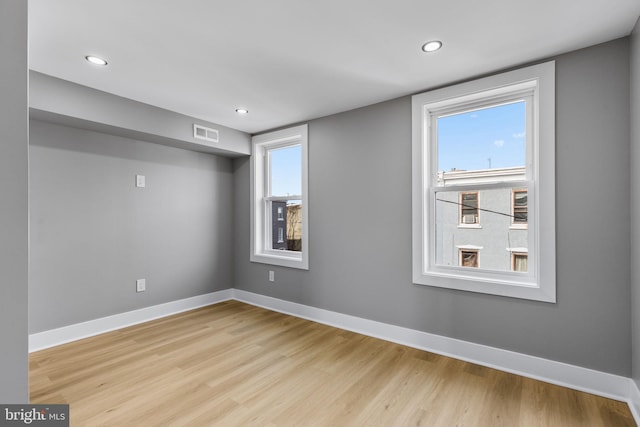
[29,0,640,134]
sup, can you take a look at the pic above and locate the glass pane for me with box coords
[437,101,526,175]
[269,200,303,252]
[435,188,527,272]
[270,144,301,197]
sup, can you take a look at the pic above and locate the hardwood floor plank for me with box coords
[30,300,636,426]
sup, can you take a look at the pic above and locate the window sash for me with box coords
[431,182,534,277]
[428,93,534,188]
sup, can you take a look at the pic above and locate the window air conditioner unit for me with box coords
[462,215,477,224]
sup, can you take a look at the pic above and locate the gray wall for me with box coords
[29,120,235,333]
[0,0,29,402]
[234,38,632,376]
[631,17,640,389]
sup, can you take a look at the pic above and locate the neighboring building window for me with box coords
[460,192,479,225]
[512,253,528,272]
[251,124,309,269]
[512,189,528,224]
[412,61,556,302]
[460,250,479,268]
[271,202,288,250]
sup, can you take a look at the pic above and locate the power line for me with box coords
[435,198,516,219]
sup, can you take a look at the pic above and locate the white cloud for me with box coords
[493,139,505,148]
[512,131,526,138]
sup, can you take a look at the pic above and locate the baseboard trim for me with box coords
[232,289,632,405]
[28,289,234,352]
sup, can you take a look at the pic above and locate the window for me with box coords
[512,253,528,272]
[251,124,309,269]
[460,250,479,268]
[412,61,556,302]
[460,192,479,225]
[512,189,528,225]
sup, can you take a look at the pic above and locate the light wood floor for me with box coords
[30,300,635,426]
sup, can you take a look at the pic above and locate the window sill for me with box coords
[250,251,308,270]
[413,269,554,303]
[509,224,528,230]
[458,224,482,229]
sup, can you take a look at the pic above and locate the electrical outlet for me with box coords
[136,278,146,292]
[268,271,275,282]
[136,174,146,188]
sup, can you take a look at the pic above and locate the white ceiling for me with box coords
[29,1,640,134]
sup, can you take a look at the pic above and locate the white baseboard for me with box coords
[28,287,640,425]
[232,289,633,405]
[28,289,234,352]
[629,380,640,424]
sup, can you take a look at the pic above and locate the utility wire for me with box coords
[435,198,517,219]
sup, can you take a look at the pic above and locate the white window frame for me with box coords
[250,124,309,270]
[411,61,556,302]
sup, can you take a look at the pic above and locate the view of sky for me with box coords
[270,144,302,196]
[437,101,526,172]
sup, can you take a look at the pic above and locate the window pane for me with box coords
[270,144,301,197]
[286,200,303,252]
[435,188,527,272]
[270,200,303,251]
[271,201,288,250]
[437,101,526,174]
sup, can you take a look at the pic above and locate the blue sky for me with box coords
[270,144,301,196]
[437,101,526,172]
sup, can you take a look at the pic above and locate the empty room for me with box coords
[3,0,640,425]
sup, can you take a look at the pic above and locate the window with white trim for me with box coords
[412,62,556,302]
[251,124,309,269]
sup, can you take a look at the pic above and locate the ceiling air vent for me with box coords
[193,124,219,143]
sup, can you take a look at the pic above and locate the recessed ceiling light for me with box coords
[235,108,249,114]
[85,55,108,66]
[421,41,443,53]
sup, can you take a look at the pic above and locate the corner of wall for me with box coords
[630,14,640,389]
